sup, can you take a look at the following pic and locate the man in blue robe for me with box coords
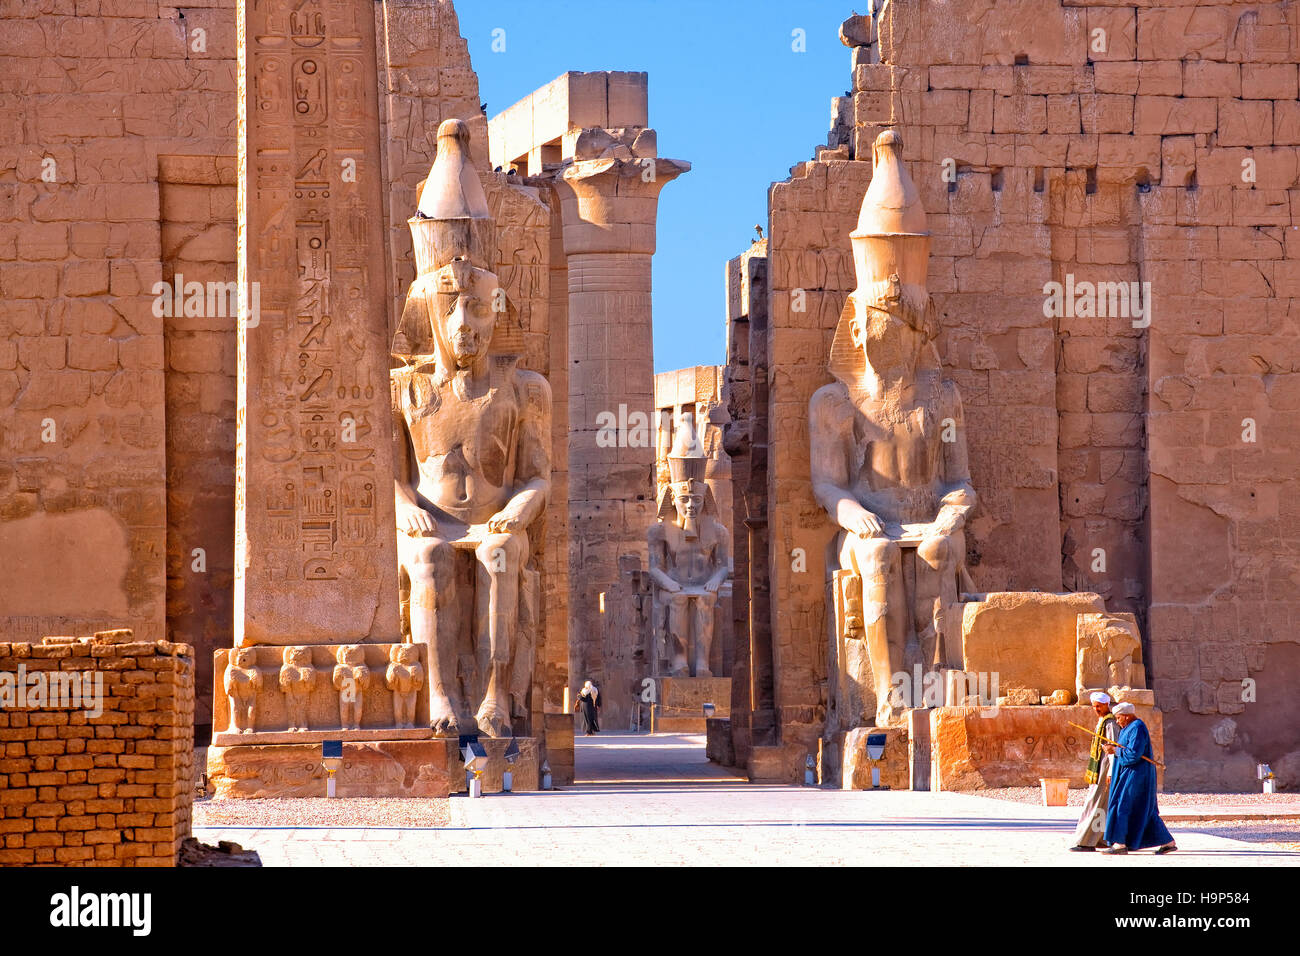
[1101,702,1177,855]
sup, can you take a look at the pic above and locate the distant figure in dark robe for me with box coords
[576,680,601,735]
[1101,702,1176,855]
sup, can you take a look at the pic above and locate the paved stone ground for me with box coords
[193,733,1300,866]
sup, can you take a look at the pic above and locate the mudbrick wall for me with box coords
[749,0,1300,789]
[0,629,195,867]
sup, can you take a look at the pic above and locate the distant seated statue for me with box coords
[391,119,551,738]
[810,131,976,729]
[647,413,730,678]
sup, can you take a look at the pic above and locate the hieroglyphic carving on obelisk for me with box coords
[234,0,399,644]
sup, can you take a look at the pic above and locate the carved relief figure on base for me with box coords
[647,413,731,678]
[810,130,977,730]
[224,647,262,734]
[392,119,551,738]
[386,643,425,729]
[279,645,316,732]
[333,644,371,730]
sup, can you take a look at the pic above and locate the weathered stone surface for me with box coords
[957,592,1106,697]
[1076,611,1147,698]
[841,726,910,790]
[211,644,429,739]
[207,740,455,799]
[706,717,737,767]
[657,676,731,718]
[930,705,1164,790]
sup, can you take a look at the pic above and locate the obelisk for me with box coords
[234,0,399,644]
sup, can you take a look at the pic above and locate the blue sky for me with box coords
[455,0,856,373]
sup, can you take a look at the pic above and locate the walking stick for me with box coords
[1067,721,1165,769]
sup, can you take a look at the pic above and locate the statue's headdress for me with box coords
[393,119,522,363]
[658,413,716,530]
[829,130,938,386]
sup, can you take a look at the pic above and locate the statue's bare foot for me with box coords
[670,658,690,678]
[430,697,460,737]
[696,668,713,679]
[475,701,511,738]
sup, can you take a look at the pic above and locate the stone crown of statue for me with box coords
[418,119,491,220]
[829,129,938,386]
[395,118,525,362]
[410,118,497,276]
[852,129,928,239]
[667,413,707,483]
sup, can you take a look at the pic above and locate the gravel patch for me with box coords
[194,797,451,828]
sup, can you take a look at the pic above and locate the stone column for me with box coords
[234,0,400,645]
[551,156,688,718]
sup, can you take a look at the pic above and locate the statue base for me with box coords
[837,726,910,790]
[206,735,540,798]
[927,704,1164,791]
[651,676,731,732]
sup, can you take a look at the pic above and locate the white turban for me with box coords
[1112,702,1136,716]
[1090,692,1111,704]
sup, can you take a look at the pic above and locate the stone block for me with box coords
[956,591,1106,696]
[207,739,455,799]
[930,704,1164,791]
[705,717,736,767]
[841,726,909,790]
[655,676,730,720]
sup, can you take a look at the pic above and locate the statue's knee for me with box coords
[408,541,451,580]
[851,536,899,572]
[917,534,949,567]
[919,531,963,571]
[477,533,525,574]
